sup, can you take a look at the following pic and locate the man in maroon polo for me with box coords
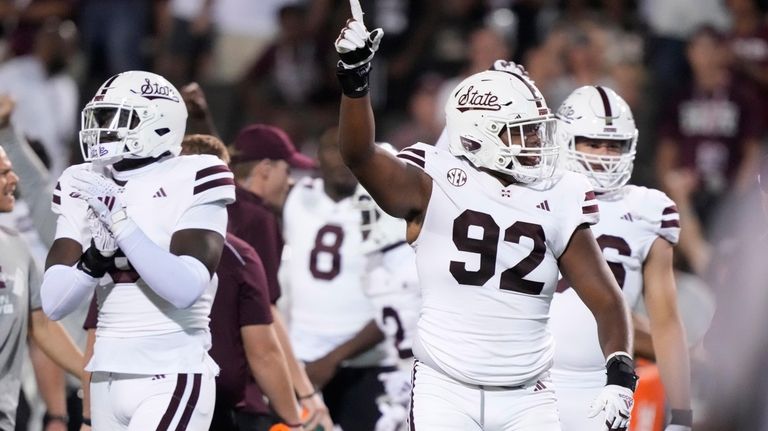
[228,125,332,430]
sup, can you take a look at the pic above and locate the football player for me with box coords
[40,71,234,430]
[281,127,389,430]
[334,16,635,431]
[550,86,692,431]
[353,161,421,431]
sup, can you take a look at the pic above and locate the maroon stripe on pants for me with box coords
[409,361,418,431]
[174,374,202,430]
[156,374,188,431]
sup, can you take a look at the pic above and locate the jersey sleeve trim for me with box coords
[661,204,680,228]
[52,181,61,205]
[193,164,235,195]
[582,191,599,215]
[396,146,426,169]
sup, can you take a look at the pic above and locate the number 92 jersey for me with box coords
[397,143,599,386]
[550,185,680,384]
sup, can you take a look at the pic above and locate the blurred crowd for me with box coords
[2,0,768,430]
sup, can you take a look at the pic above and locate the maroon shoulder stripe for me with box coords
[661,219,680,228]
[174,374,202,431]
[401,147,426,158]
[156,374,187,431]
[584,191,596,201]
[662,205,678,215]
[582,204,599,214]
[397,153,426,168]
[195,164,230,180]
[193,177,235,195]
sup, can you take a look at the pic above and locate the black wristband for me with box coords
[670,409,693,426]
[336,61,372,98]
[43,413,69,426]
[82,417,92,426]
[77,244,115,278]
[606,353,638,391]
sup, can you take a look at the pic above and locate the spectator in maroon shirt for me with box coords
[726,0,768,101]
[656,25,763,274]
[180,86,333,430]
[227,126,333,431]
[181,134,303,430]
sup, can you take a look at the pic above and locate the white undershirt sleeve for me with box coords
[117,205,227,308]
[41,264,99,321]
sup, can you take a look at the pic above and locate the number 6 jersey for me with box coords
[550,185,680,387]
[397,143,599,386]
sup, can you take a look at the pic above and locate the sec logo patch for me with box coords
[447,168,467,187]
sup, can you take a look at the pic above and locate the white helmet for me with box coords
[79,71,188,162]
[445,69,558,184]
[556,86,637,192]
[354,144,408,254]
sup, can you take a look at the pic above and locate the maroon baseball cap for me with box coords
[231,124,316,169]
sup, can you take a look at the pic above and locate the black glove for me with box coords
[334,19,383,98]
[77,240,116,278]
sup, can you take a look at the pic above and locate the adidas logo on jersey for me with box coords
[533,380,547,392]
[536,200,551,211]
[152,187,167,198]
[621,213,633,222]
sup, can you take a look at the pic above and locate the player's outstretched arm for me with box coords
[560,225,637,430]
[643,238,693,430]
[336,17,430,220]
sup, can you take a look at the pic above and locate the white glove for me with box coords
[588,384,634,430]
[489,59,532,81]
[665,425,691,431]
[335,19,383,69]
[69,170,133,238]
[87,208,118,257]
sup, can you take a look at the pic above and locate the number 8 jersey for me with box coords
[397,143,599,386]
[281,177,382,366]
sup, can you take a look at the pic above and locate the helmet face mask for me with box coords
[445,70,559,184]
[556,86,638,193]
[79,71,187,163]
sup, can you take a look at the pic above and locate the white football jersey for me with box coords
[364,242,421,369]
[282,177,382,365]
[398,143,599,386]
[550,185,680,386]
[52,155,235,375]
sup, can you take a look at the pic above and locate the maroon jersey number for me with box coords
[595,234,632,289]
[450,210,546,295]
[309,224,344,280]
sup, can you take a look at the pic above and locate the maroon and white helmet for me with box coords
[556,86,638,192]
[444,70,558,184]
[79,71,187,162]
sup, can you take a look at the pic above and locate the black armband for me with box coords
[77,245,115,278]
[606,352,638,391]
[43,413,69,426]
[336,61,372,98]
[670,409,693,426]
